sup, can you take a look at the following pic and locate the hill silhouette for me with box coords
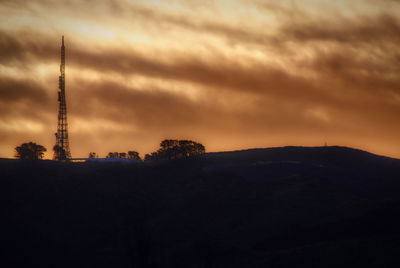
[2,146,400,267]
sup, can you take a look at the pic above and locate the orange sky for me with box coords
[1,0,400,159]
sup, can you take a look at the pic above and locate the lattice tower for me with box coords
[53,36,71,161]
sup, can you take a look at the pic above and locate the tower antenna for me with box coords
[53,35,71,161]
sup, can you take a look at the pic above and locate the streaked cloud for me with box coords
[0,0,399,159]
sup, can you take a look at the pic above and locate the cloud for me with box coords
[0,76,53,120]
[280,14,400,46]
[0,29,58,66]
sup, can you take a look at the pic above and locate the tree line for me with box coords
[144,139,205,161]
[101,151,141,161]
[14,139,205,162]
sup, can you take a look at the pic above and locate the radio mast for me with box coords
[53,36,71,161]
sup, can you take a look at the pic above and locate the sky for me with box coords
[0,0,400,159]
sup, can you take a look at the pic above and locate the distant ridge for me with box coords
[207,145,394,158]
[203,146,400,162]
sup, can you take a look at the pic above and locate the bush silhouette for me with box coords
[88,152,98,158]
[128,151,141,161]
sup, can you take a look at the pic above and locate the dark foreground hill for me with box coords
[2,146,400,267]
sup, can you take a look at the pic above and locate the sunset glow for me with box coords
[1,0,400,159]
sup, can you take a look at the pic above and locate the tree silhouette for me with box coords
[15,142,47,160]
[145,139,205,162]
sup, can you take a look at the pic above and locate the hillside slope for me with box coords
[2,146,400,267]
